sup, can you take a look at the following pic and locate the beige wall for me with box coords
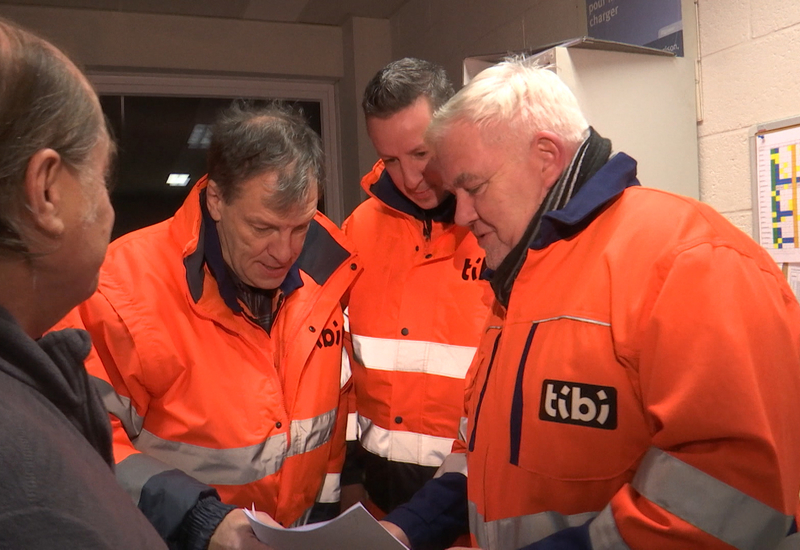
[340,17,392,216]
[0,5,343,77]
[696,0,800,236]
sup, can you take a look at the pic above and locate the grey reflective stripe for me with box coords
[131,408,336,486]
[633,447,794,550]
[458,416,468,442]
[116,452,176,505]
[289,409,336,457]
[588,505,631,550]
[434,453,467,478]
[91,376,144,440]
[534,315,610,327]
[134,428,287,486]
[469,501,598,550]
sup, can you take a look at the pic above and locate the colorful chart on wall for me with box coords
[751,117,800,263]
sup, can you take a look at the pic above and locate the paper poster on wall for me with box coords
[752,122,800,263]
[585,0,683,56]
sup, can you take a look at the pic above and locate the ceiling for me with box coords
[0,0,411,26]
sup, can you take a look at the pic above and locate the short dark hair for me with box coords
[0,17,107,256]
[207,101,323,212]
[362,57,454,119]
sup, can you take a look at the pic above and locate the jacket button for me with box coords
[350,263,357,270]
[401,328,409,336]
[276,421,282,429]
[415,246,419,251]
[425,253,432,259]
[394,416,403,424]
[309,326,316,332]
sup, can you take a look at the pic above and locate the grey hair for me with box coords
[427,56,589,150]
[362,57,454,119]
[207,101,323,212]
[0,17,108,257]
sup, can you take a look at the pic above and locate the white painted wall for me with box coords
[696,0,800,236]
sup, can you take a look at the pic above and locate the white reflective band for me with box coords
[434,452,467,478]
[588,505,631,549]
[469,501,598,550]
[317,473,341,503]
[346,412,359,442]
[351,334,476,379]
[458,416,468,442]
[93,377,144,440]
[340,346,351,389]
[128,408,336,487]
[357,414,453,467]
[633,447,794,550]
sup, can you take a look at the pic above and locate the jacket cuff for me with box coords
[383,472,469,550]
[180,496,237,550]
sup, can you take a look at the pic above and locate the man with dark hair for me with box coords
[341,58,490,521]
[57,102,361,550]
[0,17,166,549]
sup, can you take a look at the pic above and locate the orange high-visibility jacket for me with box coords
[460,153,800,549]
[342,161,491,512]
[57,177,360,534]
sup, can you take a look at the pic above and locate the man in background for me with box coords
[383,57,800,549]
[0,17,166,549]
[342,58,490,523]
[58,103,360,549]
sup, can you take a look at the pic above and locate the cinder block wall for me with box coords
[696,0,800,236]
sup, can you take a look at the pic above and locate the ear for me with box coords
[205,179,224,222]
[23,148,66,238]
[530,131,569,193]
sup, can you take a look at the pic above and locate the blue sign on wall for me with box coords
[586,0,683,56]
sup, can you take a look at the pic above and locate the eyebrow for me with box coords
[453,172,479,187]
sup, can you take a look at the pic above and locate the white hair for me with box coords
[428,56,589,149]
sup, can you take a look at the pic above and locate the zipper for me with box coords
[468,330,503,452]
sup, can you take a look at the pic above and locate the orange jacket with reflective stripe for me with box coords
[56,177,360,527]
[463,155,800,549]
[342,161,491,506]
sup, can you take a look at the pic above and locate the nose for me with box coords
[401,160,425,192]
[453,190,478,227]
[269,231,295,265]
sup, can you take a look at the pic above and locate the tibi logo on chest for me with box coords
[539,379,618,430]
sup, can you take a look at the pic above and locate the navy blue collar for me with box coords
[194,191,304,313]
[371,168,456,223]
[532,153,640,250]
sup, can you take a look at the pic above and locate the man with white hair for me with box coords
[381,57,800,549]
[0,16,166,549]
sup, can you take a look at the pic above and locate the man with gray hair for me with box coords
[342,58,490,522]
[381,58,800,549]
[57,102,360,550]
[0,17,166,549]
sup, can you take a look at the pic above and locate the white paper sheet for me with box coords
[244,503,409,550]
